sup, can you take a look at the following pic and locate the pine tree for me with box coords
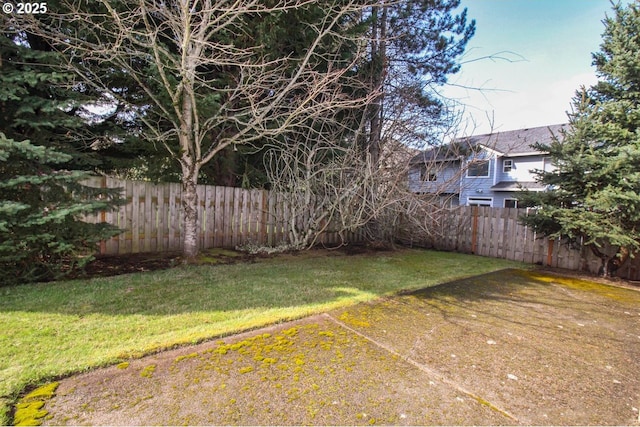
[0,28,123,285]
[365,0,476,160]
[520,2,640,277]
[0,28,139,172]
[0,134,122,285]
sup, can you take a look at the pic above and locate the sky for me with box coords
[441,0,632,136]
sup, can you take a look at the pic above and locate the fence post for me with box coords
[471,205,479,254]
[547,239,555,267]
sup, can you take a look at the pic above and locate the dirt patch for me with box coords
[72,245,394,281]
[33,269,640,426]
[73,249,255,280]
[75,252,182,278]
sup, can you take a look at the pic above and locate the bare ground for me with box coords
[31,268,640,426]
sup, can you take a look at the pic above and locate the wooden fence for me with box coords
[83,176,364,255]
[402,206,640,281]
[83,178,640,280]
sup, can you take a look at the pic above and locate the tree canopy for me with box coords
[7,0,476,259]
[520,1,640,277]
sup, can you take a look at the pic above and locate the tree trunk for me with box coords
[368,3,387,167]
[589,244,630,277]
[363,3,388,243]
[181,161,200,262]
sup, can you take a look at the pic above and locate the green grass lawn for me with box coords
[0,248,524,424]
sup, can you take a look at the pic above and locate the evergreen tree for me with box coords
[0,27,142,173]
[365,0,475,160]
[0,27,123,285]
[0,134,122,285]
[520,2,640,277]
[352,0,474,242]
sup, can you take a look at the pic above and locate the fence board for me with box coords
[195,185,205,250]
[170,182,180,251]
[258,190,267,245]
[159,181,169,252]
[222,187,233,248]
[242,189,250,243]
[489,208,500,258]
[273,192,284,245]
[232,187,242,248]
[213,186,224,248]
[249,189,260,244]
[458,207,472,252]
[504,208,519,261]
[203,185,214,249]
[83,177,639,279]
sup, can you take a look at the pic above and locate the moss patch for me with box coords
[140,364,156,378]
[194,248,245,265]
[14,382,59,426]
[14,402,47,426]
[22,383,58,402]
[520,270,640,303]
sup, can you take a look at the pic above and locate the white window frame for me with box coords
[466,160,490,178]
[504,198,519,208]
[467,197,493,207]
[420,169,437,182]
[503,159,513,173]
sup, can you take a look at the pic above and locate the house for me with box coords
[408,124,567,208]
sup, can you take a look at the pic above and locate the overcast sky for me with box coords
[441,0,630,136]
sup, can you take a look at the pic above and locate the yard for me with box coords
[0,248,522,425]
[16,265,640,425]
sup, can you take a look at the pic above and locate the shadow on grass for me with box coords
[0,249,521,317]
[0,265,362,316]
[328,270,640,426]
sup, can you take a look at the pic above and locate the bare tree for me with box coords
[262,0,478,251]
[264,109,380,249]
[264,100,470,250]
[13,0,380,260]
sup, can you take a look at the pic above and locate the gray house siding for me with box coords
[490,193,519,208]
[495,156,546,184]
[408,161,461,195]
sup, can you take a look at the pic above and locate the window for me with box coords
[503,159,513,173]
[504,199,518,208]
[420,167,437,182]
[467,160,489,177]
[468,197,492,207]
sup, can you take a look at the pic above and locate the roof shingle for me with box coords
[456,124,567,156]
[410,124,568,164]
